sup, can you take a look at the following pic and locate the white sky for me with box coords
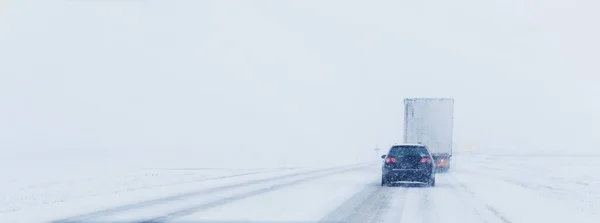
[1,0,599,166]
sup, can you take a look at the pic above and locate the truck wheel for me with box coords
[437,167,449,173]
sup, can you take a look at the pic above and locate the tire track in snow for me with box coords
[458,168,600,199]
[467,156,597,189]
[447,174,512,223]
[135,165,372,223]
[51,163,371,223]
[319,183,403,223]
[455,169,600,218]
[455,170,564,194]
[0,170,281,215]
[108,169,281,195]
[417,188,439,223]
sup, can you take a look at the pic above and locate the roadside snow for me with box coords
[451,172,598,223]
[452,155,600,222]
[0,167,263,213]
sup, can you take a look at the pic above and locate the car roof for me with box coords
[404,98,454,102]
[392,143,426,147]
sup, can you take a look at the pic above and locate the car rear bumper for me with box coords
[383,169,432,182]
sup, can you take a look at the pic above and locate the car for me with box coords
[381,144,436,187]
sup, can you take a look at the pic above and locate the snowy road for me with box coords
[2,155,600,223]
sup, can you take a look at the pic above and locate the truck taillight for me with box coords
[385,157,397,164]
[420,158,432,164]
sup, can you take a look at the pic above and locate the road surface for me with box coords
[2,155,600,223]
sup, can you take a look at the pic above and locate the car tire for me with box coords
[381,176,389,187]
[429,177,436,187]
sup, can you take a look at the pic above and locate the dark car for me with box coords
[381,144,436,187]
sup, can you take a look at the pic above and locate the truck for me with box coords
[403,98,455,172]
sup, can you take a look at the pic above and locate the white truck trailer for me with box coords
[404,98,455,172]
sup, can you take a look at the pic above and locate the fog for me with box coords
[1,0,599,168]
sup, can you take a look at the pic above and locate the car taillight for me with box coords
[385,157,397,164]
[420,158,432,164]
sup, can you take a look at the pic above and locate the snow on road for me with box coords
[178,165,382,222]
[2,154,599,223]
[78,164,371,223]
[0,164,364,223]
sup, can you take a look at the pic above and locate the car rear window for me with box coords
[388,146,429,156]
